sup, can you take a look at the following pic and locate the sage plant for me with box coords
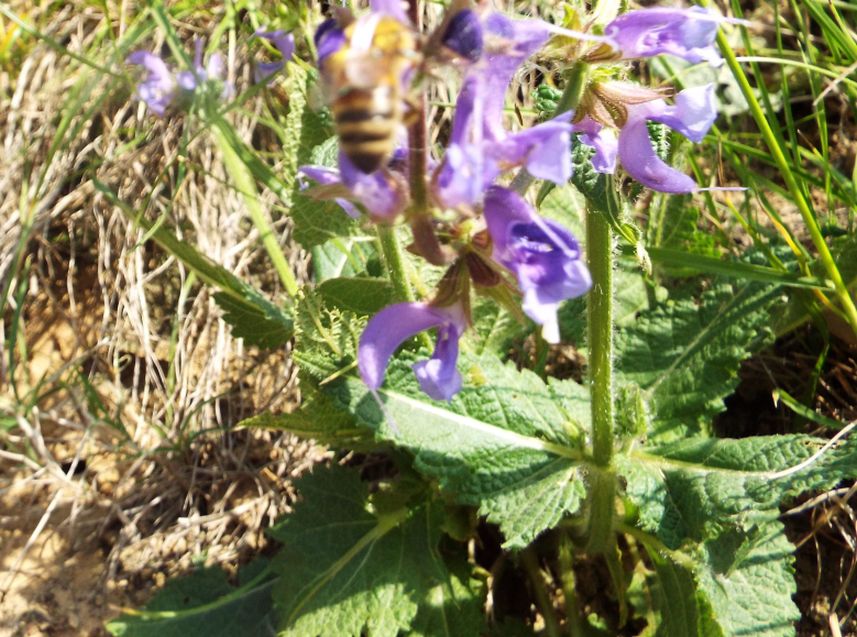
[112,2,857,636]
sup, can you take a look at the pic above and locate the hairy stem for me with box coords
[407,0,429,216]
[521,547,562,637]
[583,182,617,554]
[378,225,415,303]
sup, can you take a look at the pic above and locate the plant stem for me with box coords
[406,0,428,216]
[378,225,415,303]
[558,533,586,637]
[587,201,614,466]
[521,547,562,637]
[583,182,616,554]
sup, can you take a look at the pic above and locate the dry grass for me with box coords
[0,2,325,634]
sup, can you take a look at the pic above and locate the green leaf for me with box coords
[616,282,782,440]
[693,522,799,637]
[469,297,527,356]
[326,353,590,548]
[618,433,857,548]
[318,277,394,314]
[646,550,722,637]
[213,291,293,349]
[106,565,276,637]
[291,193,360,249]
[239,391,369,448]
[311,237,378,282]
[292,289,364,383]
[270,466,482,636]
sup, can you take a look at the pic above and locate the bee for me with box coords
[319,13,420,174]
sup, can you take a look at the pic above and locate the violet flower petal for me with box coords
[433,143,499,210]
[254,30,295,82]
[441,9,484,62]
[369,0,409,23]
[315,19,347,64]
[618,85,717,193]
[645,84,717,143]
[297,165,361,219]
[605,7,726,65]
[484,186,591,343]
[126,51,177,116]
[572,117,618,174]
[339,152,407,220]
[412,323,464,401]
[359,302,467,400]
[490,116,574,184]
[617,114,698,193]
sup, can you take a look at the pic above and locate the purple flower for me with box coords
[484,186,591,343]
[574,84,717,193]
[126,51,176,116]
[254,29,296,82]
[605,7,737,65]
[572,117,617,174]
[432,14,573,209]
[299,151,409,220]
[359,301,467,401]
[441,9,483,61]
[175,39,217,90]
[127,39,231,115]
[618,84,717,193]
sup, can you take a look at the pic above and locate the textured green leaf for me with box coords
[292,289,364,383]
[694,522,799,637]
[648,196,717,262]
[618,433,857,548]
[291,194,359,249]
[646,550,722,637]
[616,282,782,440]
[311,237,378,282]
[469,297,527,356]
[239,391,369,448]
[270,466,481,637]
[326,354,590,548]
[641,520,799,637]
[213,290,293,348]
[318,277,394,314]
[106,565,275,637]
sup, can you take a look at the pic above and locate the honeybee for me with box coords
[320,13,420,174]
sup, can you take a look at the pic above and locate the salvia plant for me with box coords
[107,1,857,636]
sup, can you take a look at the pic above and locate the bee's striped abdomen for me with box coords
[333,86,399,174]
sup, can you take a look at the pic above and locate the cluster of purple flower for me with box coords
[126,3,742,401]
[126,31,295,115]
[312,2,737,401]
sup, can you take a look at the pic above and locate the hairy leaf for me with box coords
[270,466,482,636]
[106,565,276,637]
[327,354,591,548]
[318,276,394,314]
[643,521,799,637]
[311,237,378,282]
[618,433,857,548]
[213,290,293,349]
[616,282,782,440]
